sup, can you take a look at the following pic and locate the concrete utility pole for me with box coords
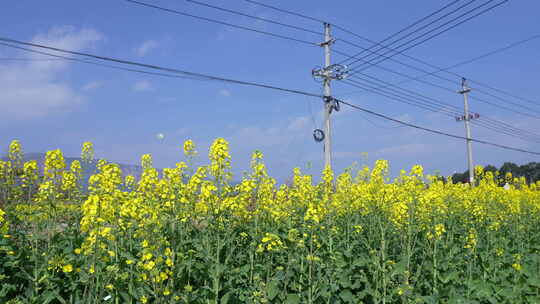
[458,78,475,184]
[322,22,333,169]
[312,23,346,170]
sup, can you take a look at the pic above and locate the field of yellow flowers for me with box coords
[1,139,540,303]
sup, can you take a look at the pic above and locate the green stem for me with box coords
[433,240,437,296]
[214,234,221,304]
[379,218,387,304]
[308,238,313,304]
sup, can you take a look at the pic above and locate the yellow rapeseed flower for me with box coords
[81,141,95,163]
[62,264,73,273]
[183,139,197,157]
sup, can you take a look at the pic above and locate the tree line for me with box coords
[451,162,540,184]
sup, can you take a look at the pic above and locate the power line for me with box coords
[0,37,322,98]
[345,77,461,117]
[341,78,458,118]
[342,75,540,141]
[341,34,540,110]
[469,120,540,144]
[242,0,325,24]
[442,33,540,72]
[336,98,540,156]
[0,42,209,81]
[474,87,540,112]
[338,0,464,65]
[3,37,538,156]
[235,0,540,140]
[350,73,463,113]
[471,95,540,120]
[123,0,318,46]
[0,57,65,61]
[184,0,322,35]
[240,0,539,110]
[342,77,540,144]
[244,0,492,72]
[469,79,540,107]
[337,50,540,142]
[344,74,540,142]
[337,17,540,111]
[345,40,540,116]
[346,0,504,72]
[338,0,478,66]
[341,78,540,144]
[333,47,540,120]
[348,33,540,98]
[354,111,405,129]
[347,0,508,73]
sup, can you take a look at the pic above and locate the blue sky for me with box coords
[1,0,539,181]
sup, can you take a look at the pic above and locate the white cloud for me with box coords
[287,116,310,131]
[215,9,273,41]
[175,128,190,137]
[233,126,286,147]
[395,113,412,123]
[230,114,312,151]
[135,40,158,57]
[133,80,152,92]
[219,89,231,97]
[82,81,103,91]
[155,97,177,104]
[0,26,103,121]
[334,151,363,159]
[216,26,235,41]
[29,26,102,70]
[377,143,432,156]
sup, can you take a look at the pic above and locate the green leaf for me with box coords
[41,290,66,304]
[497,287,516,299]
[267,280,280,300]
[285,294,300,304]
[339,289,355,303]
[527,277,540,288]
[221,291,232,304]
[339,273,352,288]
[119,291,131,302]
[439,271,460,284]
[390,259,408,277]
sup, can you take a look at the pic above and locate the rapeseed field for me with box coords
[1,139,540,303]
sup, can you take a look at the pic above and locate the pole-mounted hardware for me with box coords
[323,96,340,113]
[313,129,325,142]
[312,64,348,81]
[455,113,480,121]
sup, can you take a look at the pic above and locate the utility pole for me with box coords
[457,77,477,185]
[322,22,333,169]
[311,23,346,169]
